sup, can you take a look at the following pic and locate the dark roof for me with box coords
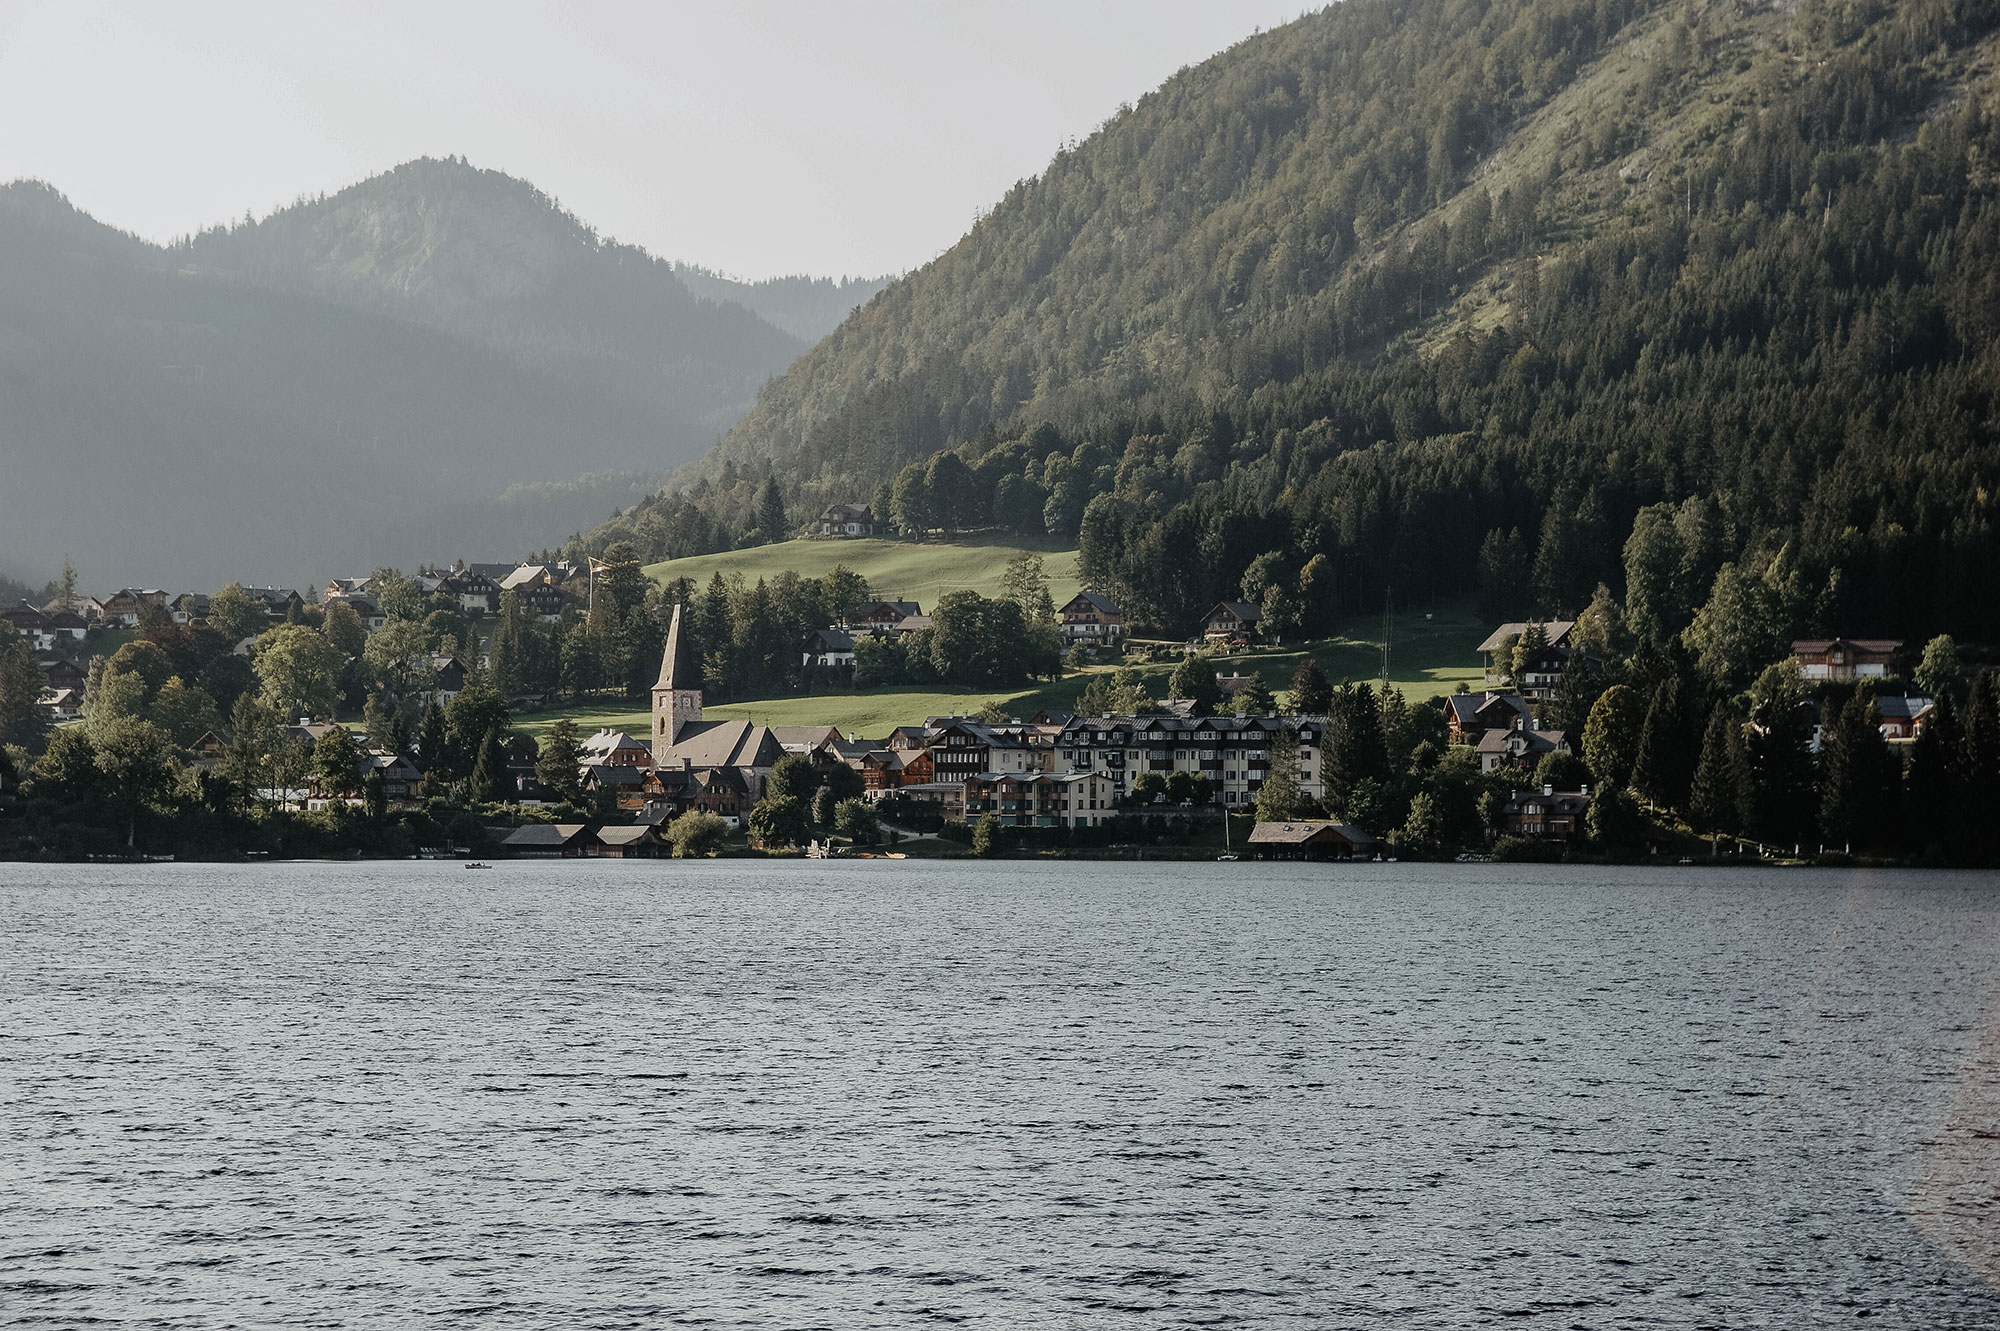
[1062,591,1120,615]
[500,823,589,847]
[1873,695,1933,721]
[855,600,921,619]
[1444,692,1531,724]
[663,719,785,769]
[1475,728,1567,755]
[1477,621,1575,653]
[1792,637,1902,655]
[1247,821,1379,846]
[583,765,648,787]
[806,627,856,651]
[1206,600,1261,623]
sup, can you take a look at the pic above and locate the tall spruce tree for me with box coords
[1688,711,1751,837]
[1631,677,1696,812]
[1288,657,1333,715]
[470,726,511,804]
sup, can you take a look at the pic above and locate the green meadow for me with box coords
[642,535,1083,608]
[515,599,1487,742]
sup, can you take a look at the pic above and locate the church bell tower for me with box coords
[651,603,703,764]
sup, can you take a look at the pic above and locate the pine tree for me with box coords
[1254,725,1302,820]
[417,698,451,779]
[1816,693,1868,848]
[1963,672,2000,859]
[1903,694,1958,858]
[363,690,400,752]
[1288,657,1332,715]
[535,718,585,805]
[1631,677,1695,812]
[757,478,788,545]
[489,590,525,695]
[1688,711,1750,837]
[470,726,511,804]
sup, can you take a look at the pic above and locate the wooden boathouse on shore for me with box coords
[1246,821,1381,861]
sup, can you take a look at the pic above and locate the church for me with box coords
[650,604,785,810]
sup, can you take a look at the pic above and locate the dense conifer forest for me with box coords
[581,0,2000,649]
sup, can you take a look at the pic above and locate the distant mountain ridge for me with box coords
[0,159,867,589]
[670,267,895,343]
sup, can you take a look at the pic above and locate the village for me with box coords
[0,503,1970,864]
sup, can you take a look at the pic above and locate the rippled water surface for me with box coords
[4,860,1999,1327]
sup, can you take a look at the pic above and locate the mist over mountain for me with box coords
[0,159,816,590]
[588,0,2000,645]
[671,267,895,343]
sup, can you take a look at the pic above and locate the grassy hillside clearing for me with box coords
[516,601,1487,742]
[643,536,1080,607]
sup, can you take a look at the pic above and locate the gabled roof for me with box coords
[582,764,648,787]
[1474,727,1567,755]
[1872,695,1933,721]
[664,719,785,770]
[854,600,921,619]
[771,725,841,752]
[820,502,873,521]
[1444,691,1531,724]
[501,823,589,847]
[1247,820,1378,846]
[1062,591,1120,615]
[805,627,856,651]
[1206,600,1261,623]
[596,825,659,846]
[1477,621,1575,653]
[1791,637,1902,655]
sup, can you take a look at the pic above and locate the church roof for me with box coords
[664,719,785,770]
[656,603,701,691]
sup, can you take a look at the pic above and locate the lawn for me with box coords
[513,599,1489,742]
[515,687,1023,741]
[643,535,1082,609]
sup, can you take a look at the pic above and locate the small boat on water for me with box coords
[1216,853,1240,862]
[464,862,492,870]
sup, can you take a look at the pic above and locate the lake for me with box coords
[3,860,1997,1327]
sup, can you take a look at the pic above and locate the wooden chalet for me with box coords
[817,503,876,538]
[1792,638,1901,683]
[1059,591,1124,645]
[1202,600,1262,642]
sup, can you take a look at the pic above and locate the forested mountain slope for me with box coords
[588,0,2000,651]
[0,162,807,589]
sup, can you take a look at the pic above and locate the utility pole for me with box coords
[1381,585,1394,688]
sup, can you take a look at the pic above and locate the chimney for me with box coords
[1580,783,1590,796]
[1542,783,1553,797]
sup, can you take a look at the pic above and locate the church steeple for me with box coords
[651,603,702,763]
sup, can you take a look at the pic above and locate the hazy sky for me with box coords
[0,1,1313,279]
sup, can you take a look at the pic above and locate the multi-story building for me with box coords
[964,770,1121,829]
[1050,713,1327,808]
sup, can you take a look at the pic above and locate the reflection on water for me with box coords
[3,860,1997,1328]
